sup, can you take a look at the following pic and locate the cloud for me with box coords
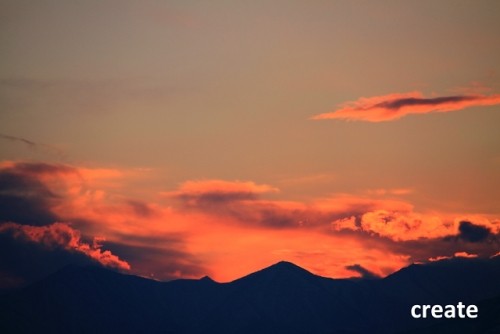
[0,133,38,149]
[345,264,381,279]
[454,251,478,258]
[125,200,156,218]
[358,210,451,241]
[314,195,413,217]
[364,188,413,196]
[376,229,500,267]
[168,181,499,249]
[0,222,130,270]
[0,220,132,290]
[0,133,66,158]
[0,231,97,290]
[331,210,500,243]
[0,161,209,289]
[1,160,499,287]
[171,182,416,229]
[167,180,308,228]
[0,166,59,225]
[429,251,478,261]
[103,240,207,281]
[312,91,500,122]
[458,221,492,243]
[167,179,279,203]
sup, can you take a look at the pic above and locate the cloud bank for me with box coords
[0,161,208,288]
[1,160,499,287]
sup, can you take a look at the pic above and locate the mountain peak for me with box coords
[233,260,317,284]
[269,260,307,271]
[199,275,216,283]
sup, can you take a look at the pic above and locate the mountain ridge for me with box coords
[1,257,499,334]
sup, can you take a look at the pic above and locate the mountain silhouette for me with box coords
[1,258,499,334]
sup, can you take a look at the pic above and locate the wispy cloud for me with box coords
[0,133,66,158]
[312,92,500,122]
[167,180,279,198]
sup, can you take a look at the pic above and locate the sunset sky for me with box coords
[1,1,499,289]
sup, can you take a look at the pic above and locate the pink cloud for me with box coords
[312,91,500,122]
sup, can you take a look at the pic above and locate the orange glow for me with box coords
[1,161,499,282]
[186,225,410,281]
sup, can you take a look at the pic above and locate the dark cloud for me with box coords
[335,224,499,267]
[0,133,66,158]
[312,91,500,122]
[345,264,380,279]
[174,191,369,229]
[0,133,38,149]
[458,221,492,243]
[0,162,78,225]
[174,192,258,205]
[0,170,58,225]
[0,161,211,291]
[126,200,155,218]
[103,240,208,281]
[0,232,97,291]
[375,95,477,110]
[0,162,80,289]
[9,161,74,175]
[170,182,303,228]
[169,180,277,207]
[0,162,131,291]
[0,222,129,269]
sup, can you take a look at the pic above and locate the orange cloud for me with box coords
[454,251,478,258]
[364,188,413,196]
[0,222,130,270]
[359,210,451,241]
[166,179,279,199]
[313,194,413,215]
[312,91,500,122]
[331,210,500,242]
[429,251,478,262]
[2,160,499,285]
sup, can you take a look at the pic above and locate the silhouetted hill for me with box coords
[1,258,499,334]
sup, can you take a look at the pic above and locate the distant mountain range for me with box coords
[1,258,499,334]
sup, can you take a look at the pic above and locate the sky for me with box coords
[1,0,500,289]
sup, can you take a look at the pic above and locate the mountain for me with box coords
[1,258,499,334]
